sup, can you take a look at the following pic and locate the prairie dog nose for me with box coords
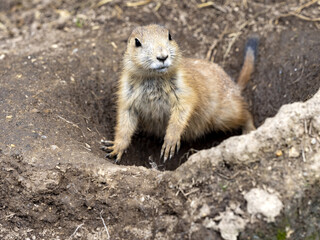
[157,55,168,63]
[156,47,169,63]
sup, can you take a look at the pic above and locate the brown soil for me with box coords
[0,0,319,239]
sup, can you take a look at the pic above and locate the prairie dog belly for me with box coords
[132,79,171,137]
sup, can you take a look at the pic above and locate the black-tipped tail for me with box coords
[237,36,259,90]
[245,37,259,60]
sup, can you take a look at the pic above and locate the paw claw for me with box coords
[102,139,125,163]
[165,149,170,161]
[160,146,165,159]
[163,146,170,162]
[115,152,123,164]
[161,139,181,162]
[101,140,114,146]
[101,146,113,152]
[169,150,174,160]
[176,141,181,153]
[106,150,117,158]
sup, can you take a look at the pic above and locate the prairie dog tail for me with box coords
[237,37,259,90]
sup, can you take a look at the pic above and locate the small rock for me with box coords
[216,208,246,240]
[286,226,294,238]
[30,108,40,113]
[50,145,59,150]
[275,150,283,157]
[311,138,317,145]
[288,147,300,158]
[72,48,78,54]
[244,188,283,222]
[203,217,216,229]
[199,204,211,218]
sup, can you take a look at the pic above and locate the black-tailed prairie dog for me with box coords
[102,24,258,163]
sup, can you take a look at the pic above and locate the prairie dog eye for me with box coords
[135,38,142,47]
[168,33,172,41]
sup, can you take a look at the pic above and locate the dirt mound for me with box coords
[0,0,319,239]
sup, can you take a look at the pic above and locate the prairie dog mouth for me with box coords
[154,66,168,72]
[156,66,168,70]
[150,60,171,72]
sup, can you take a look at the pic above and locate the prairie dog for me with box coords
[103,24,258,163]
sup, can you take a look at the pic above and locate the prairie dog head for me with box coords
[124,24,180,75]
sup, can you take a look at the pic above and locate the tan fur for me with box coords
[105,24,255,162]
[237,48,255,90]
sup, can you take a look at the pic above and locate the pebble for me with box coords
[72,48,78,54]
[275,150,283,157]
[311,138,317,145]
[51,145,58,150]
[289,147,300,158]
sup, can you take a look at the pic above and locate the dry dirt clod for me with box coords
[244,188,283,223]
[289,146,300,158]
